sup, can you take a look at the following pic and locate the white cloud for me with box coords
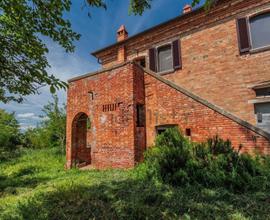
[17,112,40,120]
[17,113,35,118]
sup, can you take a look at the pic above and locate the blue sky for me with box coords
[0,0,199,130]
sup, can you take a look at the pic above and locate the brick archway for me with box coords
[71,112,91,167]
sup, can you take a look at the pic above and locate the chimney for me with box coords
[117,25,128,42]
[117,25,128,63]
[183,4,192,14]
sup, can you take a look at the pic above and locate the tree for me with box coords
[0,109,20,151]
[41,95,66,151]
[0,0,209,103]
[24,95,66,152]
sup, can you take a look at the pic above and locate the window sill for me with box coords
[249,45,270,54]
[157,69,176,76]
[248,96,270,104]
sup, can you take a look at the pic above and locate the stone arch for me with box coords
[71,112,91,167]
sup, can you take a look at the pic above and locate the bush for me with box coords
[140,127,270,192]
[0,109,21,161]
[22,95,66,151]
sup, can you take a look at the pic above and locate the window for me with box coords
[149,40,182,73]
[134,57,146,68]
[157,44,173,72]
[255,87,270,97]
[254,102,270,133]
[254,102,270,114]
[185,128,191,137]
[88,91,94,100]
[249,13,270,50]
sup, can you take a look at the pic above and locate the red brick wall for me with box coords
[144,69,270,155]
[164,17,270,125]
[67,63,270,169]
[95,0,270,126]
[66,64,138,169]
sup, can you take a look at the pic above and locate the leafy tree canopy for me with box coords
[0,0,209,103]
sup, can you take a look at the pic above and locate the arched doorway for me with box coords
[71,113,91,167]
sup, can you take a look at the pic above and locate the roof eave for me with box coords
[91,5,204,57]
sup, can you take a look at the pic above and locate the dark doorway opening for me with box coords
[72,113,91,167]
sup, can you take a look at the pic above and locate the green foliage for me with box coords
[0,0,211,103]
[0,109,21,161]
[141,128,270,193]
[1,148,270,219]
[23,95,66,151]
[0,0,77,103]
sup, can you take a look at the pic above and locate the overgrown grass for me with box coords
[1,147,270,219]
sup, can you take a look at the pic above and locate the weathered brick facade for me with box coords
[93,0,270,125]
[66,0,270,169]
[66,63,147,169]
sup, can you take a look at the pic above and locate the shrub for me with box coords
[0,109,21,161]
[140,127,270,192]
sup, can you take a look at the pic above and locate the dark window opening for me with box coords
[254,102,270,125]
[257,113,263,123]
[255,87,270,97]
[254,102,270,114]
[157,44,173,72]
[250,12,270,49]
[88,91,94,100]
[156,125,178,135]
[136,104,145,127]
[185,128,191,137]
[134,57,146,68]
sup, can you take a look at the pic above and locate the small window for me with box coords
[136,104,145,127]
[156,125,177,135]
[250,13,270,49]
[255,87,270,97]
[88,91,94,100]
[134,57,146,68]
[157,44,173,72]
[185,128,191,137]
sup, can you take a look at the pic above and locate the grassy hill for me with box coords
[1,148,270,220]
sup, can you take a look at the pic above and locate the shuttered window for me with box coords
[158,44,173,72]
[250,13,270,49]
[149,48,156,72]
[236,17,250,53]
[149,39,182,73]
[172,40,182,70]
[237,12,270,54]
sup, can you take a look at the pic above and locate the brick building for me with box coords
[66,0,270,169]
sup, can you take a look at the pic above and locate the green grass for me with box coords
[0,148,270,220]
